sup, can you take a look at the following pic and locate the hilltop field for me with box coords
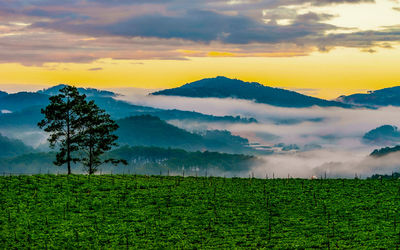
[1,175,400,248]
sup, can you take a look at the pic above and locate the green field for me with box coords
[1,175,400,248]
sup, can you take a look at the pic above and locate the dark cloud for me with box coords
[295,12,336,23]
[88,67,103,71]
[0,0,398,65]
[34,10,334,44]
[313,27,400,51]
[294,0,374,4]
[23,9,90,20]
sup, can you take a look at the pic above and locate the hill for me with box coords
[0,133,36,157]
[151,76,350,108]
[116,115,255,154]
[362,125,400,145]
[0,86,256,129]
[337,86,400,107]
[38,84,116,97]
[0,92,49,112]
[370,145,400,157]
[0,91,7,99]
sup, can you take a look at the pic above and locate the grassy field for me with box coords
[1,175,400,248]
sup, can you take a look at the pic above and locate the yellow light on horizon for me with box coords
[0,46,399,99]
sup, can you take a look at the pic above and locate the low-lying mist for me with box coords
[113,88,400,178]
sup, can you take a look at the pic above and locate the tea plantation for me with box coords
[1,175,400,248]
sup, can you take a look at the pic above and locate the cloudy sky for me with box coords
[1,0,400,98]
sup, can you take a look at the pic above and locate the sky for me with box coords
[1,0,400,99]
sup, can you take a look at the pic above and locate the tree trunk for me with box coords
[89,133,93,174]
[67,97,71,175]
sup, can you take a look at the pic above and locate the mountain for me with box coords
[370,145,400,157]
[0,98,254,131]
[0,91,7,99]
[337,86,400,107]
[151,76,350,108]
[0,106,42,128]
[0,86,255,129]
[0,92,49,112]
[0,133,36,157]
[38,84,116,97]
[362,125,400,145]
[116,115,255,154]
[117,115,203,149]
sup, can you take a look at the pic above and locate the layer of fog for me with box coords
[0,128,48,148]
[113,88,400,178]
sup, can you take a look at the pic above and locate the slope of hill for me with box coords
[0,91,7,99]
[151,76,350,108]
[38,84,116,97]
[362,125,400,145]
[0,86,256,129]
[370,145,400,157]
[117,115,203,149]
[116,115,255,154]
[337,86,400,107]
[0,106,42,128]
[0,133,36,157]
[0,92,49,112]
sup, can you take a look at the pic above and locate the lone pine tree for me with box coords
[38,85,126,174]
[78,100,127,174]
[38,85,85,174]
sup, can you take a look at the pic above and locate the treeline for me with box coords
[368,172,400,179]
[0,146,258,176]
[370,145,400,157]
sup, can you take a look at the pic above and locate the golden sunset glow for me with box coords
[1,45,399,99]
[0,0,400,98]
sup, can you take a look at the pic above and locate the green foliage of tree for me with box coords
[77,100,127,174]
[38,86,85,174]
[38,85,126,174]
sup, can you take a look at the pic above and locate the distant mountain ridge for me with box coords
[337,86,400,107]
[38,84,117,97]
[362,125,400,145]
[151,76,350,108]
[0,133,36,157]
[370,145,400,157]
[116,115,257,154]
[0,84,256,127]
[0,92,50,112]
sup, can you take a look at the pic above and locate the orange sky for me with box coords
[0,0,400,99]
[1,45,399,99]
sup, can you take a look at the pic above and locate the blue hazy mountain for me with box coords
[362,125,400,145]
[370,145,400,157]
[0,91,7,99]
[0,85,256,129]
[38,84,116,97]
[337,86,400,107]
[0,84,259,154]
[116,115,256,154]
[0,133,36,157]
[151,76,350,108]
[0,92,50,112]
